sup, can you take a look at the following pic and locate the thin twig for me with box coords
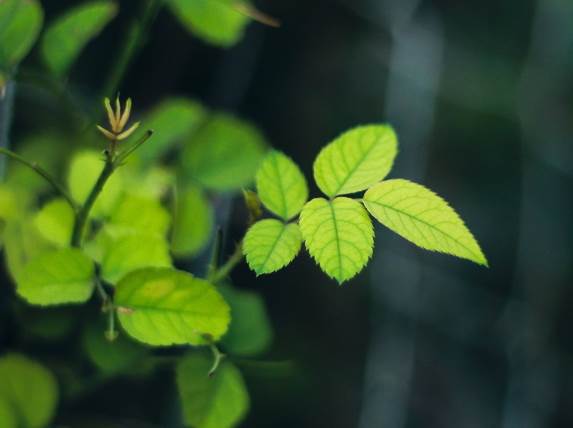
[208,241,244,285]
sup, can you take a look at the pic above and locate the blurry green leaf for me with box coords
[167,0,250,47]
[0,185,23,246]
[0,399,16,428]
[115,268,230,346]
[176,353,249,428]
[17,248,95,305]
[122,165,174,199]
[0,0,43,69]
[33,198,74,247]
[300,197,374,284]
[110,194,171,237]
[171,185,213,258]
[363,179,488,266]
[243,219,301,275]
[68,151,124,217]
[101,234,172,285]
[313,125,397,198]
[256,150,308,221]
[18,306,75,340]
[41,1,117,76]
[220,285,272,356]
[181,114,266,191]
[0,354,58,428]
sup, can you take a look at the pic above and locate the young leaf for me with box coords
[0,0,43,69]
[243,219,302,275]
[363,179,488,265]
[171,185,213,258]
[0,354,58,428]
[300,197,374,284]
[0,399,16,428]
[167,0,250,47]
[41,1,117,76]
[110,195,171,237]
[313,125,398,198]
[115,268,230,346]
[181,114,266,191]
[33,198,75,247]
[176,353,249,428]
[17,248,95,305]
[256,150,308,220]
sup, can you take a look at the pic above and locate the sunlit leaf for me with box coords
[243,219,302,275]
[176,353,249,428]
[33,198,74,247]
[0,354,58,428]
[256,150,308,220]
[313,125,397,198]
[363,179,488,265]
[300,197,374,284]
[41,1,117,76]
[115,268,230,346]
[110,194,171,237]
[17,248,95,305]
[0,0,43,69]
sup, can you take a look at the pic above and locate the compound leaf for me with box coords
[243,219,302,275]
[0,0,43,69]
[300,197,374,284]
[256,150,308,220]
[363,179,488,266]
[313,125,397,198]
[176,353,249,428]
[115,268,230,346]
[33,198,74,247]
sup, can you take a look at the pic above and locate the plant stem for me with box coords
[0,147,78,210]
[208,241,244,285]
[0,77,15,179]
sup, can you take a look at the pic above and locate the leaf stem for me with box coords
[208,241,244,285]
[208,342,226,377]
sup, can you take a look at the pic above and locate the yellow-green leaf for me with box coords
[33,198,74,247]
[300,197,374,284]
[110,194,171,237]
[313,125,398,197]
[0,0,43,69]
[0,399,16,428]
[176,353,249,428]
[115,268,230,346]
[0,354,58,428]
[256,150,308,220]
[17,248,95,305]
[41,1,117,76]
[243,219,302,275]
[363,179,488,266]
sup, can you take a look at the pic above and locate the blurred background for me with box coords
[3,0,573,427]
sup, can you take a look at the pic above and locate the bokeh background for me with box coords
[2,0,573,427]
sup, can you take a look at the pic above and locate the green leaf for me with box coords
[0,354,58,428]
[300,197,374,284]
[0,399,16,428]
[220,285,272,356]
[167,0,250,47]
[0,0,43,69]
[33,198,74,247]
[115,268,230,346]
[176,353,249,428]
[100,234,172,285]
[313,125,398,198]
[171,185,213,258]
[181,114,266,191]
[17,248,95,305]
[256,150,308,220]
[41,1,117,76]
[363,179,488,266]
[243,219,302,275]
[110,194,171,237]
[17,306,75,341]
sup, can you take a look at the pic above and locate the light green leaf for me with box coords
[300,197,374,284]
[33,198,74,247]
[17,248,95,305]
[256,150,308,220]
[115,268,230,346]
[110,194,171,237]
[220,285,272,356]
[0,0,43,69]
[181,114,266,191]
[0,399,16,428]
[0,354,58,428]
[243,219,302,275]
[101,234,172,285]
[68,151,124,217]
[176,353,249,428]
[167,0,250,47]
[313,125,398,198]
[171,185,213,258]
[41,1,117,76]
[363,179,488,265]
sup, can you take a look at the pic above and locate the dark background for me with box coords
[5,0,573,427]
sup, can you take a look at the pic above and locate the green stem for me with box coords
[208,342,226,377]
[0,147,78,210]
[208,241,244,285]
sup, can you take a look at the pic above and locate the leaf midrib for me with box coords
[330,133,373,196]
